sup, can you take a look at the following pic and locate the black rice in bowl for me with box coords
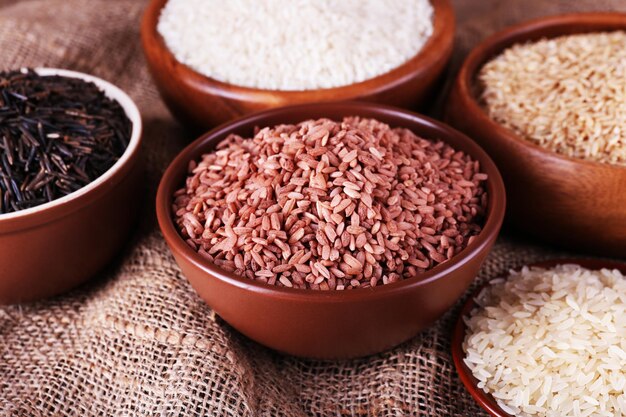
[0,69,131,214]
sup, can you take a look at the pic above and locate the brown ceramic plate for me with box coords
[156,102,506,359]
[141,0,455,130]
[446,13,626,257]
[0,68,143,303]
[452,258,626,417]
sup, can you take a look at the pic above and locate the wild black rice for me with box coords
[0,69,131,214]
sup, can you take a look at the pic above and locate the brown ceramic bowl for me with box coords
[0,68,143,304]
[452,258,626,417]
[156,102,505,359]
[446,13,626,257]
[141,0,455,131]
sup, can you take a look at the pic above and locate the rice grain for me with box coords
[479,31,626,165]
[464,264,626,416]
[157,0,434,91]
[173,117,487,290]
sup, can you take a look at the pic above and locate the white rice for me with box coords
[464,264,626,417]
[157,0,434,91]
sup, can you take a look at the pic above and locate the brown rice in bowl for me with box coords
[479,31,626,166]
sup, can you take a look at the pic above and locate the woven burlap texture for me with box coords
[0,0,624,416]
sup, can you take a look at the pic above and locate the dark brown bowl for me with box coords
[141,0,455,131]
[446,13,626,257]
[0,68,143,304]
[452,258,626,417]
[156,102,505,359]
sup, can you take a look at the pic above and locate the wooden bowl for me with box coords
[141,0,455,131]
[446,13,626,257]
[156,102,506,359]
[452,258,626,417]
[0,68,143,303]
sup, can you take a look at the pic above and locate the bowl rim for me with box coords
[451,257,626,417]
[0,67,143,229]
[454,12,626,171]
[156,101,506,302]
[141,0,455,97]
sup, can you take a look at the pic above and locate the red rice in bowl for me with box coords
[173,117,488,290]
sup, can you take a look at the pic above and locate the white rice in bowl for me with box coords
[463,264,626,417]
[157,0,434,91]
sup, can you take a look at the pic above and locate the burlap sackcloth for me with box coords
[0,0,624,416]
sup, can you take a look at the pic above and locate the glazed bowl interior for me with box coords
[141,0,455,129]
[0,67,143,229]
[157,102,505,300]
[452,258,626,417]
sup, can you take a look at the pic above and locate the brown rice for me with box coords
[479,31,626,165]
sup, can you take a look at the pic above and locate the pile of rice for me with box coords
[173,117,488,290]
[464,264,626,417]
[158,0,434,91]
[479,31,626,165]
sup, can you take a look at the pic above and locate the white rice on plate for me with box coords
[158,0,434,91]
[464,264,626,417]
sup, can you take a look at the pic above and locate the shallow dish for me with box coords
[156,102,505,359]
[446,13,626,257]
[452,258,626,417]
[141,0,455,130]
[0,68,143,303]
